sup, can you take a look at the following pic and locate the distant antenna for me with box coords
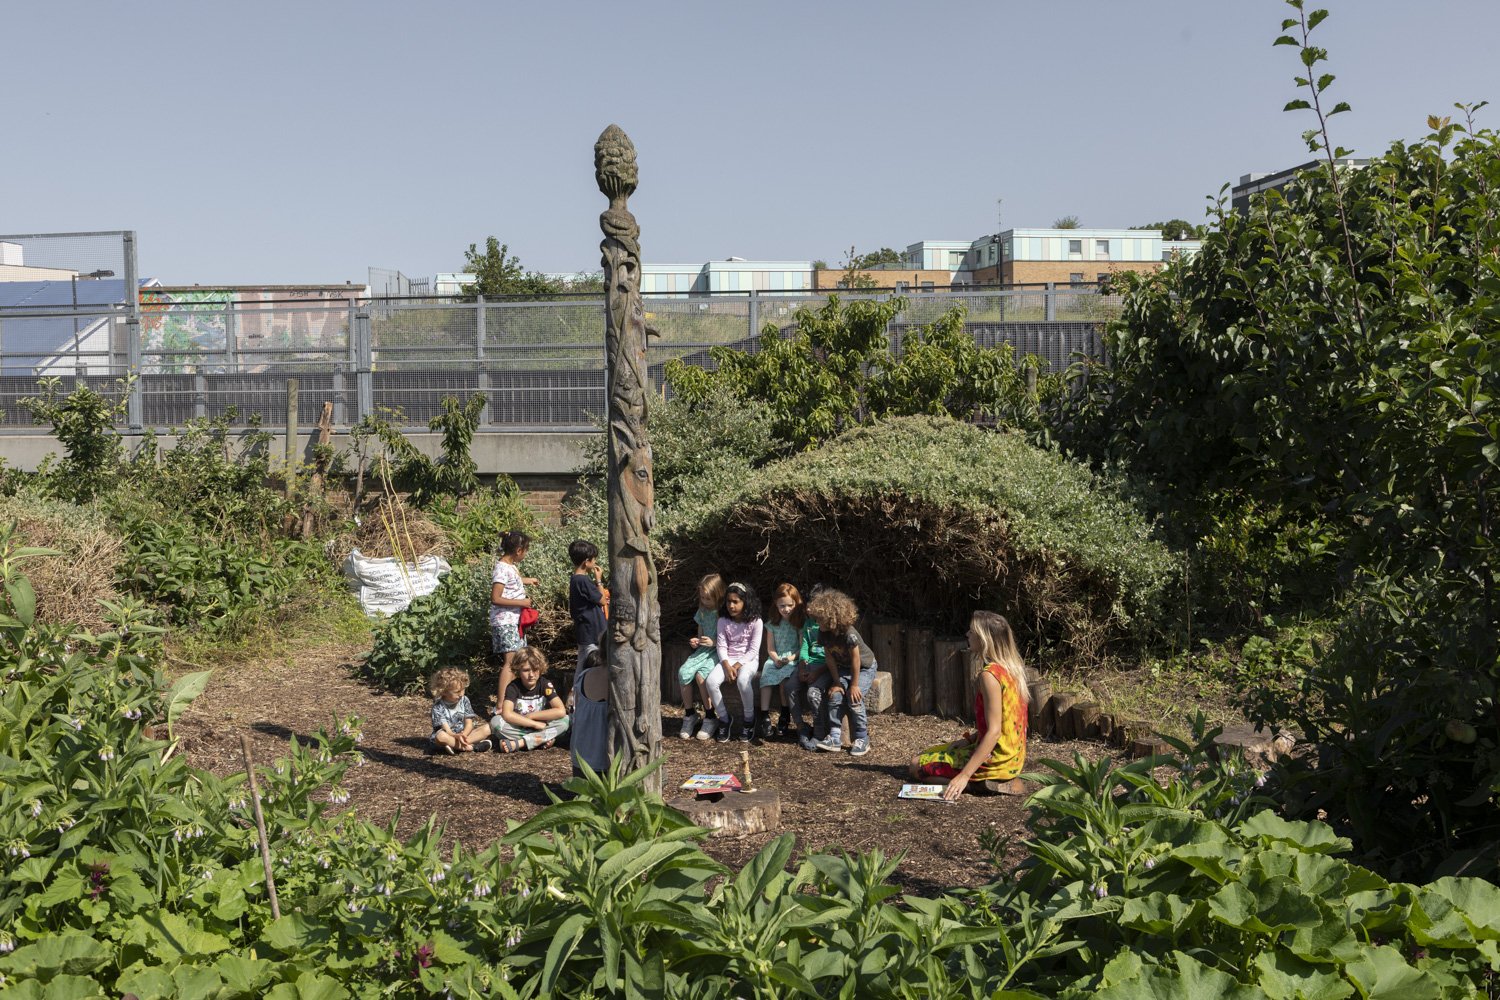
[996,196,1003,234]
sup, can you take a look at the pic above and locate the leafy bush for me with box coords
[666,294,1056,451]
[659,415,1176,660]
[119,517,333,633]
[349,395,488,507]
[426,480,538,564]
[362,561,491,693]
[20,376,131,502]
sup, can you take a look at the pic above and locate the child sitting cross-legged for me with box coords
[429,668,493,754]
[491,648,571,753]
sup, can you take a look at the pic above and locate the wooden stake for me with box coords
[283,378,299,498]
[238,732,281,920]
[739,749,755,793]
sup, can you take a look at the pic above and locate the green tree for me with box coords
[1052,215,1081,229]
[459,236,561,299]
[850,246,903,269]
[1131,218,1206,239]
[665,295,1052,450]
[1060,2,1500,874]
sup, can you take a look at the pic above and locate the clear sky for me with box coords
[5,1,1497,285]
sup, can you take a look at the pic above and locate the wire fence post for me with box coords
[224,301,238,370]
[747,288,759,341]
[123,231,143,428]
[354,312,372,423]
[1044,282,1056,323]
[476,297,490,425]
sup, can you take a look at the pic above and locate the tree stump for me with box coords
[1096,713,1114,743]
[1130,732,1174,760]
[905,627,935,716]
[933,639,967,718]
[1029,683,1054,737]
[1051,693,1078,739]
[1070,702,1101,740]
[669,790,782,838]
[872,623,905,713]
[1117,719,1151,750]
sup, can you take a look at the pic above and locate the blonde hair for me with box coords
[969,611,1030,705]
[805,588,858,637]
[429,667,469,700]
[697,573,726,608]
[512,647,548,674]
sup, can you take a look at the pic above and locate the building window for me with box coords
[1097,273,1109,284]
[921,281,935,290]
[1069,272,1084,285]
[1068,239,1083,259]
[949,251,964,268]
[894,281,909,293]
[1096,239,1110,259]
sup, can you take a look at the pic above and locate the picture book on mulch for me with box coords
[898,784,952,801]
[682,774,742,793]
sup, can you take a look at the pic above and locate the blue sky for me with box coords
[4,1,1497,284]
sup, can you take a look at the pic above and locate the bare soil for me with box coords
[177,642,1120,895]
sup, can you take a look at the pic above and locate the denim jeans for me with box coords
[825,665,876,742]
[784,671,830,738]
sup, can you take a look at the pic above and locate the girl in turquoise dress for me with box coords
[756,582,806,742]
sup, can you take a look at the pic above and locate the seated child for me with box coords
[806,588,877,757]
[429,667,493,754]
[757,583,806,742]
[490,647,571,752]
[792,603,830,751]
[678,573,725,740]
[570,647,613,777]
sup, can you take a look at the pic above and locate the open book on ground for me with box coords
[681,774,742,793]
[898,784,952,801]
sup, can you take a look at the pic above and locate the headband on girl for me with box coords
[727,582,749,594]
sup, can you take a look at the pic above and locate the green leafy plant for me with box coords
[21,376,132,502]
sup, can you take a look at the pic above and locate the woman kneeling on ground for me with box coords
[910,611,1030,801]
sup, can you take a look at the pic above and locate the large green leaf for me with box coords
[113,965,175,1000]
[1342,944,1439,1000]
[121,913,230,962]
[260,914,335,953]
[1238,813,1351,855]
[1424,876,1500,940]
[0,933,110,978]
[1253,950,1355,1000]
[1094,951,1263,1000]
[1119,892,1207,937]
[163,670,213,735]
[1405,891,1476,949]
[1208,877,1322,934]
[261,971,350,1000]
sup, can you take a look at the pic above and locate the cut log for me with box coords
[1130,732,1174,759]
[933,639,967,719]
[871,623,905,714]
[905,627,935,716]
[1118,719,1151,750]
[961,653,977,723]
[1071,702,1102,740]
[1051,693,1078,739]
[866,671,894,714]
[668,789,782,838]
[1096,713,1114,743]
[1029,683,1054,737]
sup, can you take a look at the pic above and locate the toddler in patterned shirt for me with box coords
[429,667,493,754]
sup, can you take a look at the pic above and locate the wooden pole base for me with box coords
[668,789,782,838]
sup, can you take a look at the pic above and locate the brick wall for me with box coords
[812,268,955,291]
[1006,260,1161,285]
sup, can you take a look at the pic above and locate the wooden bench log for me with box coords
[661,642,691,705]
[978,778,1031,796]
[905,627,935,716]
[1050,692,1078,739]
[872,623,905,713]
[1070,702,1102,740]
[1029,682,1054,737]
[933,639,967,718]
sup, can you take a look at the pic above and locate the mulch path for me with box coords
[177,643,1119,895]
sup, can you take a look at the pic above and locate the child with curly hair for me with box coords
[428,668,493,754]
[805,588,877,757]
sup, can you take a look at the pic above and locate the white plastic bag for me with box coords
[342,548,451,616]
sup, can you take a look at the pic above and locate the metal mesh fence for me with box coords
[0,286,1106,430]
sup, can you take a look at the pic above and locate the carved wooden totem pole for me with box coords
[595,125,662,790]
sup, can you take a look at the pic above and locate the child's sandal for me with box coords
[497,738,525,753]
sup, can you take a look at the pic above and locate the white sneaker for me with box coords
[695,716,717,741]
[679,711,699,740]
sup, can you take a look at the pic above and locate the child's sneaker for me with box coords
[471,739,493,753]
[815,734,843,752]
[755,716,775,741]
[679,710,699,740]
[848,737,870,757]
[695,717,717,742]
[714,719,732,744]
[738,719,754,743]
[438,742,455,755]
[798,732,818,752]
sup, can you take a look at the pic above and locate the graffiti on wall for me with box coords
[139,288,356,373]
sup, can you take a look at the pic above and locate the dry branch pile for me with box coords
[0,491,125,631]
